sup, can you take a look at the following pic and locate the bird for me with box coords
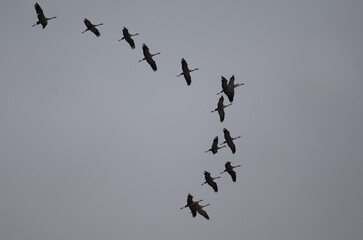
[220,162,241,182]
[201,171,220,192]
[176,58,199,85]
[82,18,103,37]
[32,2,56,29]
[139,44,161,71]
[226,75,244,102]
[180,194,197,217]
[180,194,209,219]
[221,128,241,154]
[211,95,232,122]
[118,27,139,49]
[216,76,229,95]
[205,136,226,154]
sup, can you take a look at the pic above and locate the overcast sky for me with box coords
[1,1,363,240]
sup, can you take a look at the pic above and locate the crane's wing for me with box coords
[218,108,225,122]
[228,169,237,182]
[227,141,236,154]
[209,180,218,192]
[90,27,100,37]
[147,58,157,71]
[34,3,44,17]
[195,203,209,220]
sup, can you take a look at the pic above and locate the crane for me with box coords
[180,194,209,219]
[221,128,241,154]
[176,58,199,86]
[226,75,244,102]
[220,162,242,182]
[82,18,103,37]
[139,44,160,71]
[32,3,56,29]
[205,136,226,154]
[118,27,139,49]
[180,194,197,217]
[201,171,221,192]
[211,95,232,122]
[216,76,229,95]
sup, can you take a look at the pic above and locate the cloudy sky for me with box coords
[1,1,362,239]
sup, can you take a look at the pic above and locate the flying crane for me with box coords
[118,27,139,49]
[139,44,161,71]
[176,58,199,86]
[222,128,241,154]
[205,136,226,154]
[211,95,232,122]
[32,2,56,29]
[201,171,221,192]
[82,18,103,37]
[220,162,242,182]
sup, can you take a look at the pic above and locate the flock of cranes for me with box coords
[32,2,245,221]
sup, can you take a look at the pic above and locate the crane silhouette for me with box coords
[226,75,244,102]
[180,194,209,219]
[118,27,139,49]
[211,95,232,122]
[139,44,160,71]
[221,128,241,154]
[201,171,221,192]
[180,194,197,217]
[216,76,229,95]
[221,162,242,182]
[32,3,56,29]
[176,58,199,86]
[205,136,226,154]
[82,18,103,37]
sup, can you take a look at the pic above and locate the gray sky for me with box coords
[1,0,363,239]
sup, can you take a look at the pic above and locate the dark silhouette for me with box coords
[32,2,56,29]
[216,76,229,95]
[226,75,244,102]
[211,95,232,122]
[222,128,241,154]
[205,136,226,154]
[221,162,241,182]
[118,27,139,49]
[82,18,103,37]
[201,171,221,192]
[180,194,209,220]
[176,58,199,85]
[139,44,160,71]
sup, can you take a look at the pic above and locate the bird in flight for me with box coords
[32,2,56,29]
